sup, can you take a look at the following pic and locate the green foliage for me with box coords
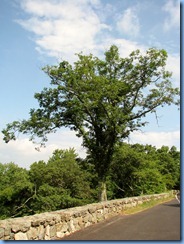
[28,149,93,213]
[109,143,180,198]
[0,163,33,219]
[156,146,180,189]
[0,149,95,219]
[0,144,180,219]
[2,45,179,200]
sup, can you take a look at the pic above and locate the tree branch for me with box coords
[11,187,37,218]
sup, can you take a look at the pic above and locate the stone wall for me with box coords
[0,192,173,240]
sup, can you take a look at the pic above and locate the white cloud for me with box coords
[19,0,102,18]
[17,17,54,36]
[16,0,146,61]
[111,38,146,57]
[18,0,180,88]
[166,53,180,87]
[16,0,109,61]
[0,130,85,169]
[163,0,180,31]
[116,7,140,37]
[0,129,180,169]
[128,130,180,150]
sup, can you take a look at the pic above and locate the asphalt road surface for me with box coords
[61,199,180,241]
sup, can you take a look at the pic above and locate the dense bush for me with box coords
[108,143,180,199]
[0,144,180,219]
[0,163,33,218]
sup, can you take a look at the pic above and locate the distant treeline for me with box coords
[0,143,180,220]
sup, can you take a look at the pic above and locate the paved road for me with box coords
[61,199,180,241]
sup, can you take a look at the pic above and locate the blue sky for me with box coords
[0,0,180,169]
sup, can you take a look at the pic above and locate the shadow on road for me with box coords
[163,203,180,207]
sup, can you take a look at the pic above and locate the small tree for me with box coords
[2,45,179,201]
[29,149,93,212]
[0,163,33,219]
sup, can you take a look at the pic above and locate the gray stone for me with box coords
[103,208,109,214]
[83,215,90,223]
[78,217,85,228]
[4,233,14,240]
[0,228,4,239]
[97,209,103,214]
[61,223,68,232]
[73,218,79,225]
[4,226,11,236]
[50,225,56,238]
[96,204,103,210]
[80,210,88,217]
[27,227,38,240]
[38,225,45,240]
[49,220,56,226]
[75,224,81,231]
[68,219,75,232]
[55,223,63,232]
[88,206,96,214]
[132,202,137,207]
[12,220,31,233]
[138,200,143,205]
[14,232,28,240]
[44,225,50,240]
[31,220,40,227]
[84,222,91,227]
[73,211,81,217]
[56,231,65,238]
[62,214,70,222]
[91,215,97,224]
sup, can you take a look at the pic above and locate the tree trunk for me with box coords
[99,181,107,202]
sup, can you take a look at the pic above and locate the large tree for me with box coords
[2,45,179,201]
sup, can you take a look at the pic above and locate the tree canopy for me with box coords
[109,143,180,198]
[2,45,179,201]
[0,144,180,219]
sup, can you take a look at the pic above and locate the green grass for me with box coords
[123,195,175,215]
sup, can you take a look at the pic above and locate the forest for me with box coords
[0,143,180,220]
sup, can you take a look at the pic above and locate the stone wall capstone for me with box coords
[0,192,173,240]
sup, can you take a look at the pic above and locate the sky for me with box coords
[0,0,180,169]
